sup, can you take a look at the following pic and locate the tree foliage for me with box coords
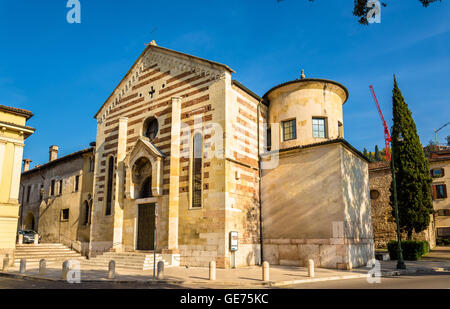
[305,0,443,24]
[389,76,433,239]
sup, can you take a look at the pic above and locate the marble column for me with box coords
[112,117,128,251]
[166,97,181,252]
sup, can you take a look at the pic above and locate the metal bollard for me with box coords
[262,261,270,282]
[18,234,23,245]
[157,261,165,280]
[34,234,39,245]
[108,260,115,279]
[308,259,315,278]
[19,259,26,274]
[2,255,10,272]
[62,260,70,280]
[209,261,216,281]
[39,259,46,275]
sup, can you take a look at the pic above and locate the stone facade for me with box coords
[0,105,34,266]
[19,146,94,255]
[368,161,436,249]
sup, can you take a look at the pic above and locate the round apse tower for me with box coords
[263,71,349,151]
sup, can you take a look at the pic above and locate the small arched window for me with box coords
[105,157,114,216]
[191,133,203,208]
[143,117,159,141]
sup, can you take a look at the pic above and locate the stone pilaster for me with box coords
[112,117,128,251]
[9,143,24,204]
[166,97,181,252]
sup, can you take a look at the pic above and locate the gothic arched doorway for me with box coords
[132,157,153,199]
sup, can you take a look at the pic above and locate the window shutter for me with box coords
[432,185,437,200]
[441,168,445,177]
[444,185,448,199]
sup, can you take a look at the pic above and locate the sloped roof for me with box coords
[94,43,235,119]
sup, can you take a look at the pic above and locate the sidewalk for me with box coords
[0,264,370,287]
[1,256,448,287]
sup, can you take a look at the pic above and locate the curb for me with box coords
[0,272,184,284]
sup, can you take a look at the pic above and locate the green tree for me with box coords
[389,75,433,239]
[363,148,368,159]
[423,140,437,158]
[447,135,450,146]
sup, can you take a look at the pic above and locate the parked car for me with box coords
[18,230,40,244]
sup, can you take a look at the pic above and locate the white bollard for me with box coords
[108,260,115,279]
[2,255,10,272]
[34,234,39,245]
[262,261,270,282]
[62,260,70,280]
[19,259,26,274]
[18,234,23,245]
[209,261,216,281]
[39,259,46,275]
[157,261,165,280]
[308,259,315,278]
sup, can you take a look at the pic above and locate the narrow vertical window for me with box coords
[26,185,31,203]
[51,180,55,196]
[59,180,63,195]
[191,133,203,208]
[74,175,80,191]
[267,128,272,151]
[39,184,44,201]
[83,201,90,225]
[105,157,114,215]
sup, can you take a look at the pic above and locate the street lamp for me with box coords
[391,130,406,269]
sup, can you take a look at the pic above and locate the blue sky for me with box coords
[0,0,449,166]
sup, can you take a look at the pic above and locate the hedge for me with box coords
[387,240,430,261]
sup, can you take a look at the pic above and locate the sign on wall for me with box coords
[229,231,238,252]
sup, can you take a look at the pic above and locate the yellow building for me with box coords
[0,105,34,265]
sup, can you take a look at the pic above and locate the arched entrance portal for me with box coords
[132,157,155,250]
[24,212,35,231]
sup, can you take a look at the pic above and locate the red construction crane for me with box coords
[369,85,391,161]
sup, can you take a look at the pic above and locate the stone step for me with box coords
[14,257,86,266]
[88,256,164,262]
[15,250,78,256]
[16,244,68,248]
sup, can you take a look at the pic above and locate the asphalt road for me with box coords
[0,273,449,289]
[286,273,450,289]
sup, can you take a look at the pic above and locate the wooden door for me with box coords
[137,203,155,250]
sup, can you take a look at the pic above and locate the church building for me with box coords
[89,41,374,269]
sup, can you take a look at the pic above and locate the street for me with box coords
[287,273,450,289]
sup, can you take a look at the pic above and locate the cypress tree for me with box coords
[390,75,433,239]
[374,145,381,161]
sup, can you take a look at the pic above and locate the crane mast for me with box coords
[369,85,391,161]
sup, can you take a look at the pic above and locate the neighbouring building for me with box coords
[88,41,374,269]
[369,160,438,249]
[18,144,95,255]
[0,105,34,266]
[429,150,450,240]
